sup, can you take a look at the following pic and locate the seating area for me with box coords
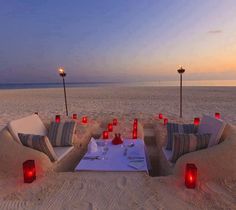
[0,113,235,182]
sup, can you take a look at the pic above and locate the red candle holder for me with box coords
[215,113,221,119]
[23,160,36,183]
[55,115,60,123]
[133,123,138,130]
[103,131,109,139]
[185,163,197,189]
[164,118,168,125]
[108,123,113,132]
[133,129,137,139]
[113,118,118,126]
[134,118,138,124]
[194,117,200,126]
[82,116,88,124]
[159,113,163,119]
[72,113,77,120]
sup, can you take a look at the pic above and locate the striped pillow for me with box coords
[47,121,76,147]
[166,123,198,150]
[171,133,210,163]
[18,133,57,162]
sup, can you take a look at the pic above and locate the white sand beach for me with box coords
[0,86,235,210]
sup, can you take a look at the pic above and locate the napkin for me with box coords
[88,138,98,154]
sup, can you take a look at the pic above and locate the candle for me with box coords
[164,118,168,125]
[108,123,113,132]
[134,118,138,124]
[159,113,163,119]
[103,131,109,139]
[82,116,88,124]
[113,118,118,126]
[194,117,200,126]
[185,163,197,189]
[133,129,137,139]
[215,113,221,119]
[72,113,77,120]
[23,160,36,183]
[133,123,138,130]
[55,115,60,123]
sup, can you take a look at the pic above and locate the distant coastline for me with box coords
[0,80,236,90]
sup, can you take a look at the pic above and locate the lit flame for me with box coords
[58,68,64,74]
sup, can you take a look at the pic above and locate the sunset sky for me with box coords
[0,0,236,83]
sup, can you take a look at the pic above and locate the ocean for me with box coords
[0,80,236,90]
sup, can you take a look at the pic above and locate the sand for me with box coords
[0,86,235,210]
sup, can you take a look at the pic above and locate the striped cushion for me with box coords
[18,133,57,161]
[166,123,198,150]
[47,121,76,147]
[171,133,211,163]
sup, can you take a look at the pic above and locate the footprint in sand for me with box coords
[117,176,127,189]
[65,201,96,210]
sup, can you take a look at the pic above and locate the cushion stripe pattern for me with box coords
[171,133,210,163]
[18,133,57,161]
[48,121,76,147]
[166,123,198,150]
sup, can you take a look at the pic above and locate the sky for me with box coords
[0,0,236,83]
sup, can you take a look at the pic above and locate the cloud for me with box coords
[208,30,222,34]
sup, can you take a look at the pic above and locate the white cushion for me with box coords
[7,114,47,144]
[198,115,226,147]
[53,146,74,162]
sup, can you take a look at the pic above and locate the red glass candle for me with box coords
[55,115,60,123]
[72,113,77,120]
[23,160,36,183]
[159,113,163,119]
[164,118,168,125]
[133,129,137,139]
[113,118,118,126]
[215,113,221,119]
[108,123,113,132]
[133,123,138,130]
[194,117,200,126]
[185,163,197,189]
[103,131,109,139]
[82,116,88,124]
[134,118,138,124]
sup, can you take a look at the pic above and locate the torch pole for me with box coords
[62,77,68,116]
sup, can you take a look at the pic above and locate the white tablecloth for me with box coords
[75,139,148,172]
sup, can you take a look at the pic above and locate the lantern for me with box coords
[159,113,163,119]
[194,117,200,126]
[103,131,109,139]
[113,118,118,126]
[215,113,221,119]
[108,123,113,132]
[164,118,168,125]
[82,116,88,124]
[133,129,137,139]
[72,113,77,120]
[23,160,36,183]
[55,115,60,123]
[185,163,197,189]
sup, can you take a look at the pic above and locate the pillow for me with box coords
[166,123,198,150]
[18,133,57,162]
[171,133,211,163]
[47,121,76,147]
[198,115,226,147]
